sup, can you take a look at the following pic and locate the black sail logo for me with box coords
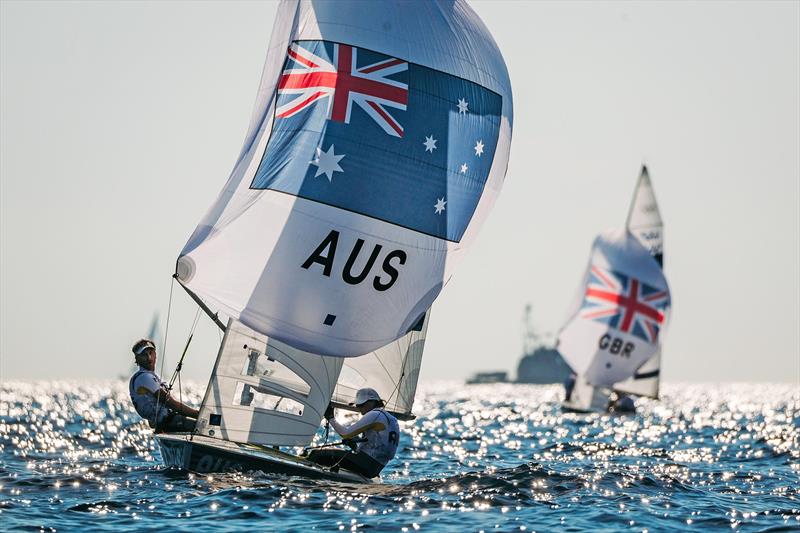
[301,230,406,292]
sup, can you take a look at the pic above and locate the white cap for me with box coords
[134,341,155,356]
[351,387,382,406]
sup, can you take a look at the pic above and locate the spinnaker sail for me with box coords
[557,230,671,389]
[175,0,513,357]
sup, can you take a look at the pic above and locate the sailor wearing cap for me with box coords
[129,339,199,433]
[308,388,400,478]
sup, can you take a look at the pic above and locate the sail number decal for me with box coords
[598,334,634,358]
[302,230,406,292]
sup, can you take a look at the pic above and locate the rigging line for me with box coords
[159,277,176,377]
[168,306,201,389]
[154,276,176,433]
[167,305,201,431]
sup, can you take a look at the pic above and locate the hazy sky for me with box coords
[1,1,798,383]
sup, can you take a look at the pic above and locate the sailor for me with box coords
[308,388,400,478]
[564,373,576,402]
[129,339,199,432]
[609,392,636,413]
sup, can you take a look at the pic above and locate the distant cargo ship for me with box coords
[515,304,572,384]
[466,371,509,384]
[516,345,571,384]
[464,306,573,385]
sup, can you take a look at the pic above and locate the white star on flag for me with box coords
[310,144,345,181]
[460,163,468,174]
[423,135,437,153]
[474,139,484,157]
[434,197,447,214]
[457,98,469,114]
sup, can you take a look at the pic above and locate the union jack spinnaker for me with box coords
[175,0,513,357]
[557,229,671,389]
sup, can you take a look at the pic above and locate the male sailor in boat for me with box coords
[564,372,576,402]
[308,388,400,478]
[129,339,199,432]
[608,392,636,414]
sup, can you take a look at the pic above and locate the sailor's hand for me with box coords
[324,404,335,420]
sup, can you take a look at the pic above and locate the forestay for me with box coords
[557,230,671,388]
[330,310,430,420]
[175,0,513,357]
[195,319,343,447]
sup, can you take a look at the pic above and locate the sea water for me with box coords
[0,382,797,532]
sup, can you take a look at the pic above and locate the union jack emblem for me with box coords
[580,265,670,343]
[277,42,409,137]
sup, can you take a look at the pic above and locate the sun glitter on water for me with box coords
[0,381,798,531]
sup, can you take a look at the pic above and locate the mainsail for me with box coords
[174,0,513,357]
[331,310,430,420]
[615,166,665,398]
[613,351,661,398]
[196,319,344,447]
[557,230,671,389]
[625,165,663,266]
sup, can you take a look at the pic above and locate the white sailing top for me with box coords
[129,368,171,425]
[329,408,400,466]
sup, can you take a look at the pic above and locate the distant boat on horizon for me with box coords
[515,305,572,384]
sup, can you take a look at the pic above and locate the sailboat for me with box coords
[155,0,512,480]
[558,166,670,413]
[157,314,429,481]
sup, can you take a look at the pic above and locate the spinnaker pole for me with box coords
[172,274,226,332]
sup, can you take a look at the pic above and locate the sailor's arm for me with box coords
[155,389,200,418]
[327,410,386,439]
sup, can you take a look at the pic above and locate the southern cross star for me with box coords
[434,197,447,214]
[459,163,468,174]
[423,135,438,153]
[310,144,345,181]
[457,98,469,114]
[474,139,484,157]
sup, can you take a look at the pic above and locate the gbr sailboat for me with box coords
[155,0,512,480]
[558,166,670,413]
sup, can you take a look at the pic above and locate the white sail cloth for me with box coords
[614,166,664,398]
[626,166,663,262]
[331,310,430,419]
[176,0,513,357]
[613,351,661,398]
[196,319,343,447]
[558,230,671,388]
